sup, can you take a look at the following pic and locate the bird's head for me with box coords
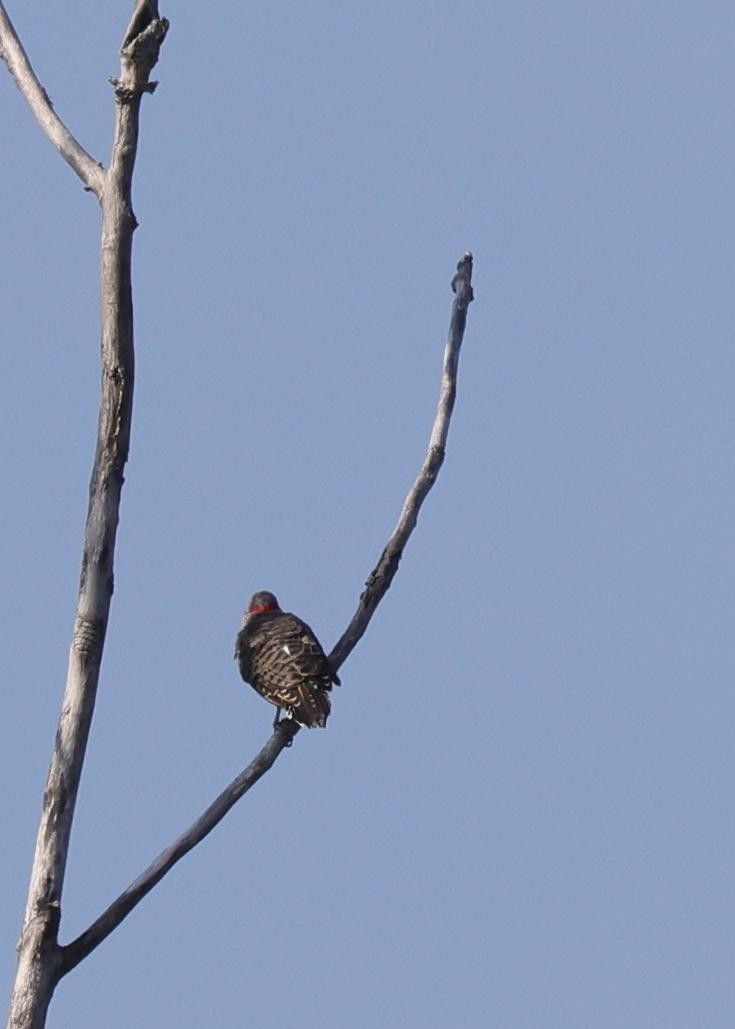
[244,590,281,622]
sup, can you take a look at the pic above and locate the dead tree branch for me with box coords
[4,6,168,1029]
[59,252,475,974]
[60,722,300,975]
[0,4,104,195]
[329,251,474,669]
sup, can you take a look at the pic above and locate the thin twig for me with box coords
[329,251,474,670]
[0,3,105,196]
[59,252,475,974]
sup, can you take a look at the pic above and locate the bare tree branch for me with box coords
[60,721,300,975]
[59,252,475,974]
[5,6,168,1028]
[329,251,474,670]
[0,3,105,196]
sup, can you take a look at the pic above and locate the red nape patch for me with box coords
[249,603,277,615]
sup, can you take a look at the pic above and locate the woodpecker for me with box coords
[235,591,339,728]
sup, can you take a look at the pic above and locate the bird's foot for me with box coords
[274,717,297,747]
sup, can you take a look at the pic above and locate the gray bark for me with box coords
[0,5,103,194]
[3,1,473,1023]
[59,252,475,972]
[329,252,474,668]
[2,5,168,1028]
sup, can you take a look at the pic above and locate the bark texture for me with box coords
[0,3,103,194]
[2,5,168,1028]
[329,252,474,669]
[3,2,474,1022]
[59,253,475,971]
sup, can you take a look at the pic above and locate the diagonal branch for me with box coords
[329,251,474,670]
[0,3,105,196]
[59,252,475,975]
[60,722,299,976]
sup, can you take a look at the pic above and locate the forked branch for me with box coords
[60,252,475,976]
[3,0,474,1012]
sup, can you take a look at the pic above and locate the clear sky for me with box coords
[2,3,734,1027]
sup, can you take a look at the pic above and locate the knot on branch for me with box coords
[122,16,169,64]
[72,615,104,659]
[451,251,474,302]
[110,77,159,102]
[16,901,61,956]
[114,3,169,101]
[363,545,401,597]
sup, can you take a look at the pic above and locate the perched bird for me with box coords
[235,591,340,728]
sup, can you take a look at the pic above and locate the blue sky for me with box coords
[2,3,734,1027]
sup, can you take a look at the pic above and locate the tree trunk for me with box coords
[3,6,168,1027]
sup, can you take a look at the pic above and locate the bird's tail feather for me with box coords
[294,685,331,728]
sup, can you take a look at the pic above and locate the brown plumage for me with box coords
[235,591,340,728]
